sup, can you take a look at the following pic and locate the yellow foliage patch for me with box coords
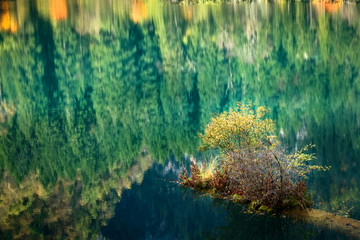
[199,102,278,153]
[50,0,68,21]
[131,0,148,23]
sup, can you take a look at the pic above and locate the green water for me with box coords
[0,0,360,239]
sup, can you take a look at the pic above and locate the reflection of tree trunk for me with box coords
[15,0,29,29]
[7,183,15,194]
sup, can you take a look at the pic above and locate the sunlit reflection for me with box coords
[182,5,193,21]
[0,1,18,33]
[324,1,343,14]
[131,0,147,23]
[312,0,343,14]
[49,0,67,21]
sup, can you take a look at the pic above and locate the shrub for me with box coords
[179,156,218,189]
[198,102,278,153]
[179,102,328,212]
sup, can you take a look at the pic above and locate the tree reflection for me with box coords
[131,0,147,23]
[0,1,18,33]
[49,0,67,21]
[0,151,154,239]
[0,0,360,238]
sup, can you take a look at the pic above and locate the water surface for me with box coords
[0,0,360,239]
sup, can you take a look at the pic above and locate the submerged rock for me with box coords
[287,208,360,240]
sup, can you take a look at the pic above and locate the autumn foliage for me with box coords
[131,0,147,23]
[0,1,18,33]
[180,103,328,212]
[50,0,68,21]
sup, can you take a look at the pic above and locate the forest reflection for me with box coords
[0,150,154,239]
[0,0,360,238]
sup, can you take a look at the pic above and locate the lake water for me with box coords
[0,0,360,239]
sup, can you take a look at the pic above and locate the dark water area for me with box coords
[0,0,360,239]
[100,160,349,240]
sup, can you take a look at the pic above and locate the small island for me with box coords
[179,102,328,212]
[178,102,360,238]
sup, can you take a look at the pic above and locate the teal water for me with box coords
[0,0,360,239]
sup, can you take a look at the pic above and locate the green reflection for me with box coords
[0,0,360,238]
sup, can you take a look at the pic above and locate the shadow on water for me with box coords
[101,160,351,240]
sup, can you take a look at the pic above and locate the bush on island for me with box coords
[179,102,328,212]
